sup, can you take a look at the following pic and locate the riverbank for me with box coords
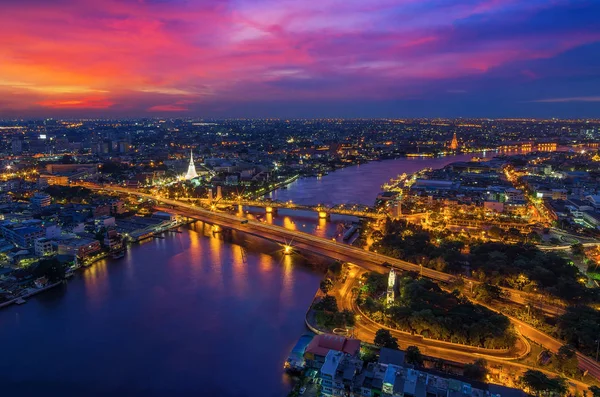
[0,219,189,311]
[0,280,63,309]
[250,174,300,199]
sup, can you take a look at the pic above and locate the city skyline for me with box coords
[1,0,600,118]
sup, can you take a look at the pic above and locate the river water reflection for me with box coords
[0,223,320,396]
[269,153,480,206]
[0,154,479,396]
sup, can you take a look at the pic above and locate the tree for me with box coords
[341,309,355,327]
[405,346,424,367]
[527,231,542,244]
[33,258,65,283]
[520,370,568,397]
[374,329,399,350]
[554,345,579,378]
[557,306,600,357]
[360,347,378,364]
[473,283,502,304]
[362,272,387,294]
[328,262,343,278]
[463,359,488,382]
[314,295,338,312]
[320,278,333,294]
[362,296,382,314]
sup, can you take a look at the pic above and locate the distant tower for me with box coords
[185,150,198,180]
[387,268,396,306]
[450,133,459,151]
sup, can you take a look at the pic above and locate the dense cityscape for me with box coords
[0,118,599,396]
[3,0,600,395]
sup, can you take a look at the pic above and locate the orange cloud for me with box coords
[38,97,114,109]
[148,104,189,112]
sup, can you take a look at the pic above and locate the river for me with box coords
[268,153,480,206]
[0,153,479,396]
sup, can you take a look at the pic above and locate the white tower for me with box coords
[387,268,396,306]
[185,150,198,180]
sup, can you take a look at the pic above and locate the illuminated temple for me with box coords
[185,150,198,180]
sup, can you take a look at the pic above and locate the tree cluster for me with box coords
[469,243,591,302]
[33,258,66,283]
[372,219,464,273]
[44,185,93,202]
[312,295,355,330]
[472,282,502,304]
[359,274,515,348]
[372,219,595,303]
[373,329,399,350]
[557,305,600,359]
[463,359,488,382]
[520,370,567,397]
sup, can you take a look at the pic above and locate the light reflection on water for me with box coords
[0,155,481,396]
[0,223,322,397]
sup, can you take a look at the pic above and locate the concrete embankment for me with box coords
[0,281,63,309]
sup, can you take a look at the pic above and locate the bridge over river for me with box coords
[85,183,600,382]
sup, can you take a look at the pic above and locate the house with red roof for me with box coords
[304,333,361,369]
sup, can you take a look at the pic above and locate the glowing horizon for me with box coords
[1,0,599,118]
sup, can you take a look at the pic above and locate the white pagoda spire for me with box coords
[185,150,198,180]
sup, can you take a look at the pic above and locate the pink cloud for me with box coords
[0,0,597,114]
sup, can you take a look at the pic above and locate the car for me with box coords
[241,219,248,224]
[299,387,306,395]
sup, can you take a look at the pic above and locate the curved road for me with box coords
[335,266,595,391]
[334,266,529,360]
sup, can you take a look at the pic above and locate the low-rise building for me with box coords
[30,192,51,209]
[110,200,126,215]
[35,237,56,256]
[38,174,69,187]
[1,223,45,248]
[44,223,62,239]
[57,238,101,260]
[304,334,361,369]
[95,216,116,229]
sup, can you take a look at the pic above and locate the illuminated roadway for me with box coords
[336,266,599,388]
[86,184,600,382]
[192,198,387,219]
[334,266,530,361]
[87,184,563,315]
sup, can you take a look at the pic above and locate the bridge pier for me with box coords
[265,206,278,215]
[318,211,330,220]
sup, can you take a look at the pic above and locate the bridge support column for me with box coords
[265,206,277,215]
[318,211,330,220]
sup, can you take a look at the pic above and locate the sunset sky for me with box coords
[1,0,599,118]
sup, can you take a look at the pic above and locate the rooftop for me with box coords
[305,333,361,357]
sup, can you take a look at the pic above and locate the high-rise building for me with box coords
[185,150,198,180]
